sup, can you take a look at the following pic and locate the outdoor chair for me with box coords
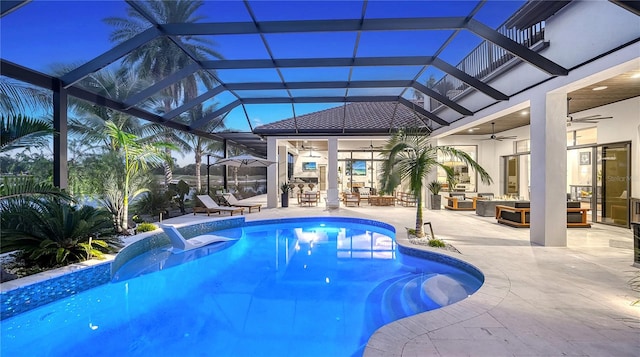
[194,195,245,216]
[222,193,262,213]
[445,193,476,211]
[343,192,361,207]
[159,224,237,253]
[495,201,590,228]
[496,201,530,227]
[299,191,320,206]
[356,187,372,202]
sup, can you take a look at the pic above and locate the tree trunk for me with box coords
[163,146,173,187]
[233,167,238,189]
[122,195,129,233]
[415,192,425,237]
[195,151,202,192]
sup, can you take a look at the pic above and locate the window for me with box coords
[437,145,478,192]
[515,139,530,153]
[568,127,597,147]
[287,153,294,179]
[575,127,597,146]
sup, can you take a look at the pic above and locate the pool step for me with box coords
[362,271,471,338]
[380,274,441,324]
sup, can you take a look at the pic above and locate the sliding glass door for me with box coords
[597,143,631,227]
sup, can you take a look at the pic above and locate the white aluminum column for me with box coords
[530,91,568,246]
[326,137,340,208]
[267,137,278,208]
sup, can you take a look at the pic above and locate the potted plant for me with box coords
[280,182,290,207]
[428,181,443,210]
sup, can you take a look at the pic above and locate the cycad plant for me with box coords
[0,197,121,267]
[380,128,492,237]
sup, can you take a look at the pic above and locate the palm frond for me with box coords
[0,176,71,201]
[0,114,54,153]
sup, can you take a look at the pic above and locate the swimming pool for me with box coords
[1,217,483,357]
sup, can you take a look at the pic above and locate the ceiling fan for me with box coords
[476,122,517,141]
[359,141,384,151]
[566,97,613,125]
[300,144,322,158]
[567,114,614,125]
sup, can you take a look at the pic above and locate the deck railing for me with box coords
[428,21,545,111]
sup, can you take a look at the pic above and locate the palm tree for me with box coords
[104,121,175,232]
[380,128,492,237]
[183,105,226,192]
[104,0,224,186]
[0,84,68,202]
[60,65,154,150]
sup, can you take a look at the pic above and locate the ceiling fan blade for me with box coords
[578,116,613,121]
[573,114,602,119]
[569,115,613,122]
[496,135,517,140]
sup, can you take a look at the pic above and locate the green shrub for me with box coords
[428,239,446,248]
[1,197,121,267]
[132,180,171,216]
[136,222,157,233]
[427,181,442,195]
[168,179,190,214]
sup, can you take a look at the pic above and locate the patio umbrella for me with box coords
[213,154,276,167]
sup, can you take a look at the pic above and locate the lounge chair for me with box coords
[159,224,237,252]
[222,193,262,213]
[194,195,245,216]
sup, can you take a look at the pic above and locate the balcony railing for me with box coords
[428,21,546,112]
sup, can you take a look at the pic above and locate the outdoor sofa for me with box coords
[495,201,591,228]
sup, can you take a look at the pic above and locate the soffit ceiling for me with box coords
[452,69,640,136]
[1,0,579,157]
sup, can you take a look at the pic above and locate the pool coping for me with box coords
[363,237,509,357]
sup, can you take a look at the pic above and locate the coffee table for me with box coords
[475,199,516,217]
[369,195,395,206]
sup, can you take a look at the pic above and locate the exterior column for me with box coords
[266,137,278,208]
[52,79,68,189]
[222,139,228,191]
[530,91,568,246]
[326,137,340,208]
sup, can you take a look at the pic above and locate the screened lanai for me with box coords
[2,0,639,233]
[1,0,579,187]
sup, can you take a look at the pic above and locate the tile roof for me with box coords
[253,102,431,135]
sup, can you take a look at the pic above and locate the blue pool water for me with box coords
[1,218,482,357]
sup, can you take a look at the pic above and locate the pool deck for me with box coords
[4,194,637,356]
[166,195,639,357]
